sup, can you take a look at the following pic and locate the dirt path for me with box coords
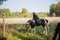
[0,17,60,24]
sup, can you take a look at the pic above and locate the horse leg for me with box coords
[44,25,47,35]
[26,28,29,32]
[31,28,34,33]
[44,20,49,35]
[31,28,36,34]
[46,23,49,32]
[33,27,36,34]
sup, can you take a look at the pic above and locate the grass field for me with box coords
[0,17,60,40]
[1,22,57,40]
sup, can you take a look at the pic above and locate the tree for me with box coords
[55,2,60,16]
[0,8,10,18]
[50,2,60,17]
[50,4,56,16]
[0,0,7,5]
[22,8,28,14]
[21,8,28,17]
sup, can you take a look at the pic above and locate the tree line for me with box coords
[0,8,48,18]
[50,2,60,17]
[0,2,60,18]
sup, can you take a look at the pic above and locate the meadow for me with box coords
[0,17,60,40]
[0,1,60,40]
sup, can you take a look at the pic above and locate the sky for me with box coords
[0,0,60,12]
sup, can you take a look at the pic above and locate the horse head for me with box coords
[25,19,35,30]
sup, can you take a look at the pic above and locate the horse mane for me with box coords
[57,22,60,28]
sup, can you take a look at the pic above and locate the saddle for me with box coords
[33,19,41,25]
[36,19,41,24]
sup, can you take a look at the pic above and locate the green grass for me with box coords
[0,22,58,40]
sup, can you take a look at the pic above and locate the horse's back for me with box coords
[40,19,48,23]
[40,19,45,23]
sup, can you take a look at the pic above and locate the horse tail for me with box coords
[45,19,48,23]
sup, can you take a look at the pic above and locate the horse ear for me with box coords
[57,23,60,27]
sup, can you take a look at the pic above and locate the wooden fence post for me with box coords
[3,18,5,37]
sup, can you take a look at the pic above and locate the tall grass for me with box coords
[0,22,58,40]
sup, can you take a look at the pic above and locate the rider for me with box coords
[32,12,41,24]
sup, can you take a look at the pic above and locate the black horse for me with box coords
[25,18,49,35]
[53,22,60,40]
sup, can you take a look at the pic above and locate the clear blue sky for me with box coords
[0,0,60,12]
